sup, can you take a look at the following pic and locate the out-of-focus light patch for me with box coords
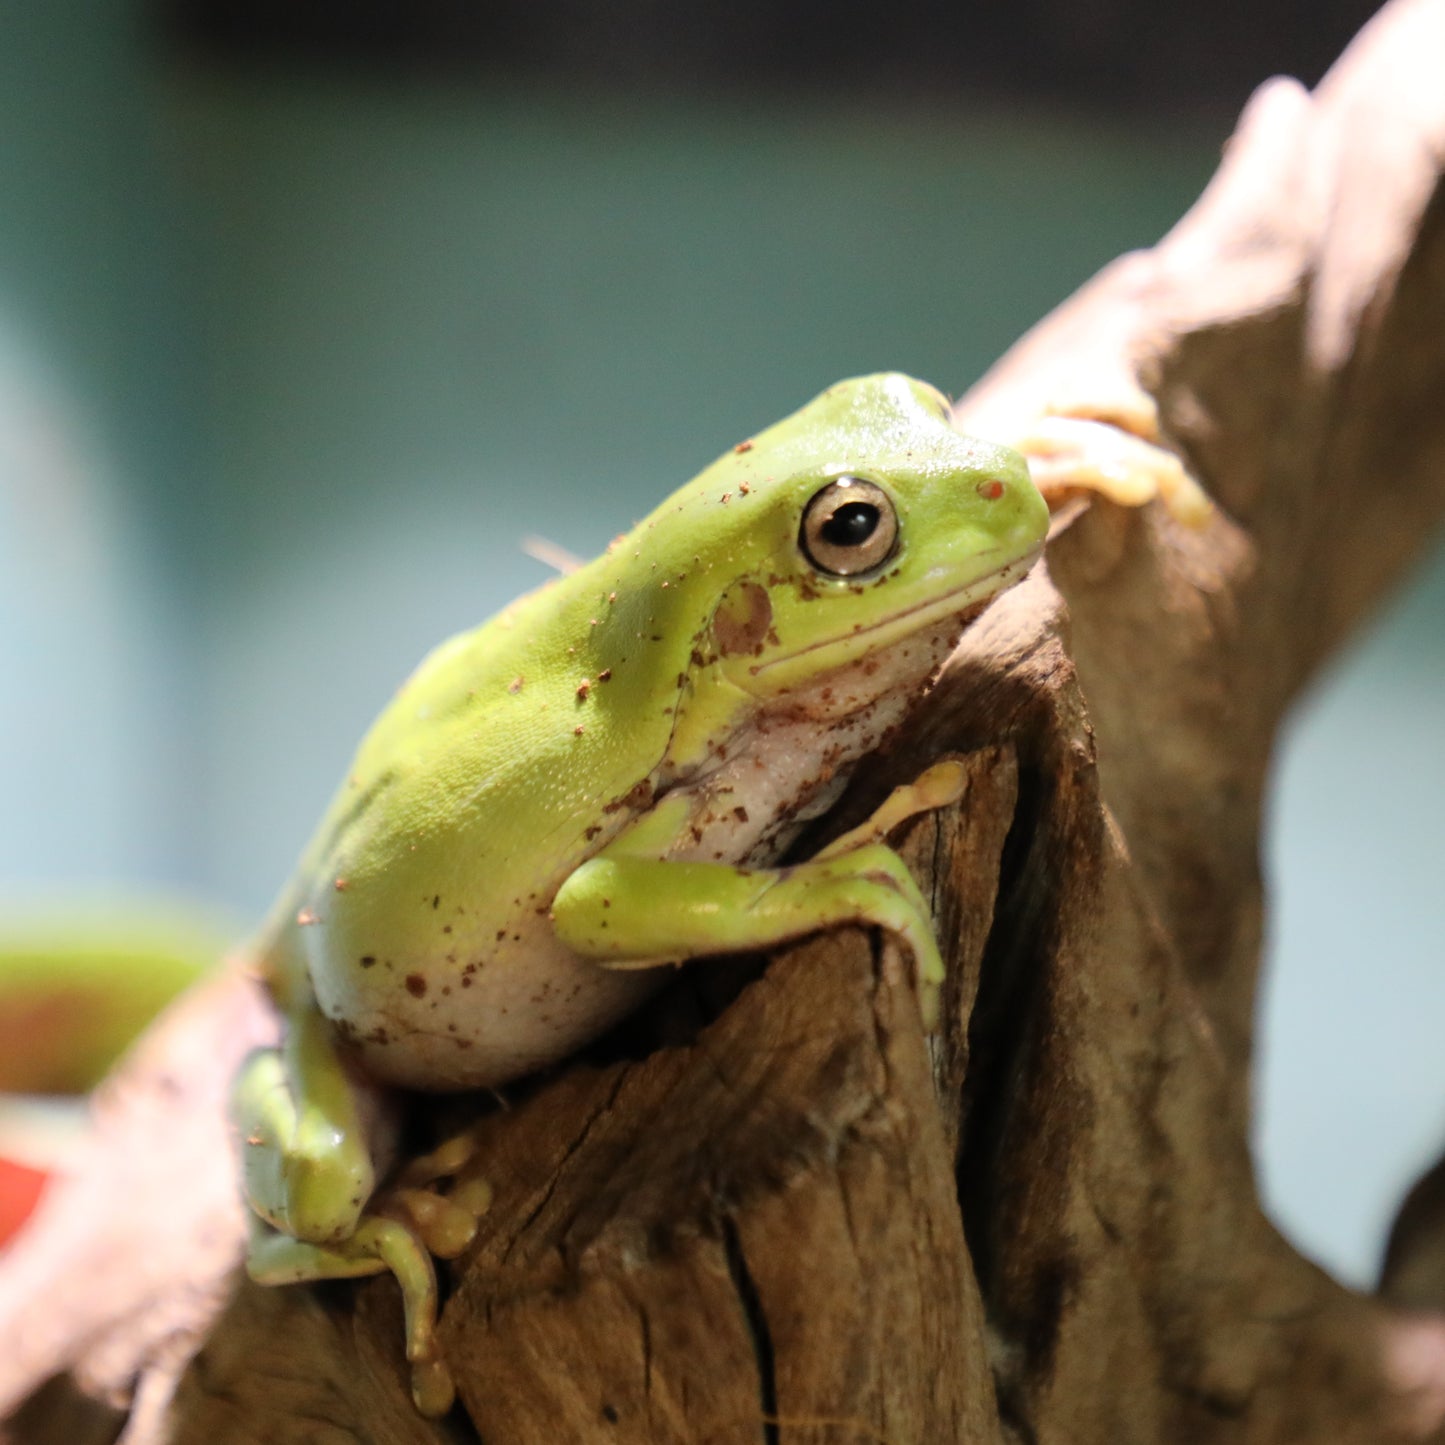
[1256,545,1445,1290]
[0,318,147,886]
[0,325,120,592]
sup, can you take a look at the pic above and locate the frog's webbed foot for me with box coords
[975,385,1213,529]
[241,1129,494,1417]
[389,1127,495,1259]
[233,1003,493,1417]
[245,1208,456,1412]
[815,758,970,862]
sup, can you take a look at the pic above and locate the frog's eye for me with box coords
[800,477,899,576]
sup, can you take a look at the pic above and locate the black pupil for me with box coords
[821,501,879,548]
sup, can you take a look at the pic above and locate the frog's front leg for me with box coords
[232,991,472,1415]
[554,764,966,1029]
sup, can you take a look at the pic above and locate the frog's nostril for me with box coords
[976,478,1006,501]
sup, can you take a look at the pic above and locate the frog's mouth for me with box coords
[743,543,1043,688]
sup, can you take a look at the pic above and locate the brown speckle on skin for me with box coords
[334,878,349,892]
[405,973,428,998]
[296,908,319,926]
[359,955,377,968]
[734,439,753,453]
[733,805,749,823]
[577,679,591,700]
[598,668,612,682]
[603,778,654,815]
[508,676,524,693]
[432,895,440,909]
[574,724,586,736]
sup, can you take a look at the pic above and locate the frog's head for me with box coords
[677,373,1047,706]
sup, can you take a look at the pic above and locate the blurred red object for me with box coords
[0,1155,50,1247]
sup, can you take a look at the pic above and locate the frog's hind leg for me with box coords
[232,1007,378,1246]
[231,1004,457,1414]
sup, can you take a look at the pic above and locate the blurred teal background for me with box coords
[1,2,1441,1296]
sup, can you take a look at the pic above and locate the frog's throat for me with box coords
[736,543,1042,695]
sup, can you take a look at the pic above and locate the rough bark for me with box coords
[4,1,1445,1440]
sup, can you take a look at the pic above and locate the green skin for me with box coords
[233,372,1048,1412]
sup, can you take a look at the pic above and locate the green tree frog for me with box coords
[233,373,1049,1412]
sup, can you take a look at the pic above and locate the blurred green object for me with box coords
[0,911,224,1095]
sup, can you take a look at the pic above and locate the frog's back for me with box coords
[297,566,687,918]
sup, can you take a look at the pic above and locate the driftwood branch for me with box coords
[4,1,1445,1440]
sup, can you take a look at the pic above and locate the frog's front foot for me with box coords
[1020,414,1212,528]
[977,387,1213,529]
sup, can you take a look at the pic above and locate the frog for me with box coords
[231,372,1051,1413]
